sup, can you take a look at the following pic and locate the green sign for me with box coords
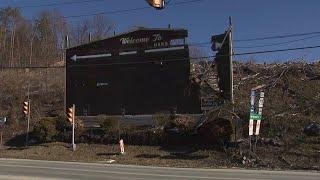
[250,114,262,120]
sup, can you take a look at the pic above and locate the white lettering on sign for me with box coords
[120,34,163,45]
[152,34,162,41]
[120,37,150,45]
[170,39,185,46]
[97,82,109,87]
[153,41,169,48]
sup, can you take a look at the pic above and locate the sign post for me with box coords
[254,91,265,150]
[248,90,265,153]
[72,104,76,151]
[119,139,125,155]
[119,107,125,155]
[255,92,264,135]
[24,99,31,147]
[0,117,6,148]
[249,90,256,152]
[66,105,76,151]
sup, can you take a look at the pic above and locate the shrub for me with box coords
[32,115,85,143]
[32,117,58,142]
[153,113,171,127]
[100,117,119,133]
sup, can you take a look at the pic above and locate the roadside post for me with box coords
[119,107,125,155]
[253,91,265,151]
[72,104,76,151]
[23,99,31,147]
[119,139,125,155]
[249,90,256,152]
[0,117,6,148]
[248,90,265,153]
[67,104,76,151]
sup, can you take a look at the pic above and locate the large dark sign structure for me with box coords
[66,28,201,116]
[212,28,233,102]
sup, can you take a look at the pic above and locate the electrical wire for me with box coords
[1,0,107,9]
[234,34,320,49]
[40,0,205,20]
[234,44,320,56]
[1,44,320,69]
[189,30,320,48]
[234,31,320,42]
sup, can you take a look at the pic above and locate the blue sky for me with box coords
[1,0,320,62]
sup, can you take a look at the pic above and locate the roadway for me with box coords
[0,158,318,180]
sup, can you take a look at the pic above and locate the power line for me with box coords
[189,31,320,48]
[2,44,320,69]
[43,0,205,20]
[234,31,320,42]
[234,34,320,49]
[234,44,320,56]
[2,0,107,9]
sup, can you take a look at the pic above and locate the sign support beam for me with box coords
[72,104,76,151]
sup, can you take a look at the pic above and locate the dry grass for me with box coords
[0,139,318,170]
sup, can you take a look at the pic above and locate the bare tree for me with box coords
[91,15,114,41]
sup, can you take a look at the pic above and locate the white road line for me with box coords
[0,175,60,180]
[0,158,318,176]
[0,164,247,180]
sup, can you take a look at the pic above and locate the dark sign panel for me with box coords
[66,28,201,116]
[212,31,233,101]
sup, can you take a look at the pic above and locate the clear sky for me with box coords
[1,0,320,62]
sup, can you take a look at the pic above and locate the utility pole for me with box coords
[229,16,234,104]
[64,36,69,114]
[228,17,237,141]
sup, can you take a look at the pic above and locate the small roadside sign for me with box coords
[0,117,6,125]
[250,114,262,120]
[119,139,125,155]
[201,97,215,111]
[0,117,6,148]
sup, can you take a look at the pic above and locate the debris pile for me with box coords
[191,60,320,170]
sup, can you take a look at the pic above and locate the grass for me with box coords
[0,139,318,170]
[0,142,231,168]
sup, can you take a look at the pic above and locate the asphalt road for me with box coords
[0,158,319,180]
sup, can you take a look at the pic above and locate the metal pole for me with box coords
[249,90,256,153]
[229,16,234,104]
[72,104,76,151]
[25,83,30,147]
[64,36,69,114]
